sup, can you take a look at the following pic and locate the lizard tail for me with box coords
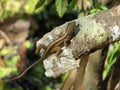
[10,57,43,80]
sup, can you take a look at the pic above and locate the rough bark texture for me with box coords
[71,5,120,59]
[36,5,120,80]
[82,48,107,90]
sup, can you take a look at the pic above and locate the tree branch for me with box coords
[36,5,120,78]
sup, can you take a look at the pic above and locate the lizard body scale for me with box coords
[11,21,75,80]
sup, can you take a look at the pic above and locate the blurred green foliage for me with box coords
[24,0,39,14]
[90,0,108,14]
[0,0,76,19]
[55,0,68,17]
[0,46,19,79]
[0,0,117,90]
[0,80,4,90]
[0,67,12,79]
[24,40,32,49]
[90,5,108,14]
[103,42,120,79]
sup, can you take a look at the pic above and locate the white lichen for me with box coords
[43,48,79,77]
[110,25,120,41]
[76,17,107,44]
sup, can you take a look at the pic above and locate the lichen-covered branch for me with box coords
[36,5,120,78]
[71,5,120,59]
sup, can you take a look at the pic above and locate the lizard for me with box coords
[11,21,75,80]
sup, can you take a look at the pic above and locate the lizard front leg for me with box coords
[64,38,71,47]
[35,44,47,54]
[51,47,67,58]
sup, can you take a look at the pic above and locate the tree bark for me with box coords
[36,5,120,81]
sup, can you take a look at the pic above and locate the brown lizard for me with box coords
[11,21,75,80]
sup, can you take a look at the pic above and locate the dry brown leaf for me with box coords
[1,19,31,43]
[0,59,6,68]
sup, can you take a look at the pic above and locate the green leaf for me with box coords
[5,55,19,67]
[24,40,32,48]
[103,42,120,79]
[61,72,69,81]
[24,0,39,14]
[55,0,68,17]
[34,0,47,13]
[108,43,120,63]
[5,1,21,13]
[100,6,108,10]
[68,0,77,10]
[103,57,117,79]
[44,86,52,90]
[35,0,45,9]
[90,9,101,14]
[0,67,12,79]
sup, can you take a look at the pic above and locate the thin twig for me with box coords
[0,29,12,45]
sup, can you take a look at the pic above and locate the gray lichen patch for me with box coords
[76,17,107,44]
[94,5,120,41]
[71,17,107,58]
[110,25,120,41]
[44,47,80,78]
